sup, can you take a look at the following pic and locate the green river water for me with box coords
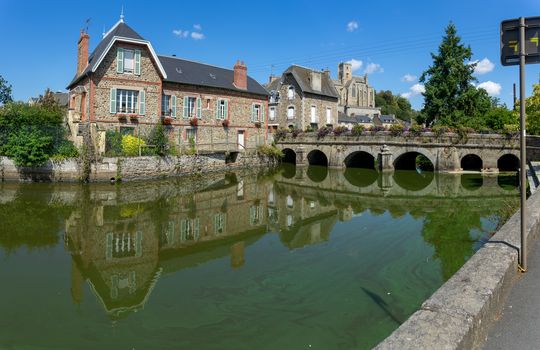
[0,165,519,350]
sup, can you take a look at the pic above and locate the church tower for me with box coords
[338,62,352,83]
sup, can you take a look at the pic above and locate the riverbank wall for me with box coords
[0,153,276,182]
[376,177,540,349]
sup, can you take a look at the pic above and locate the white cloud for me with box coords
[471,58,495,75]
[477,81,501,95]
[193,24,202,31]
[401,83,425,99]
[364,62,384,74]
[172,29,189,38]
[347,21,359,32]
[191,32,205,40]
[401,74,417,82]
[346,59,363,72]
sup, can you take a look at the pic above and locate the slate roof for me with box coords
[379,114,397,123]
[159,56,268,96]
[67,21,144,88]
[338,112,373,124]
[283,65,339,99]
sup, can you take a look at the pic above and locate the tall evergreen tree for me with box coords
[0,75,12,105]
[419,23,490,126]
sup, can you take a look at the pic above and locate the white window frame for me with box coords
[218,99,227,120]
[162,94,171,116]
[116,89,139,114]
[186,97,196,118]
[287,106,295,119]
[186,128,197,142]
[252,103,261,122]
[287,86,295,100]
[269,107,276,121]
[123,49,135,74]
[310,105,317,123]
[326,107,332,124]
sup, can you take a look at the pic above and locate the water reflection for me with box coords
[0,167,520,349]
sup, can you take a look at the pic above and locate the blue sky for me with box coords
[1,0,539,109]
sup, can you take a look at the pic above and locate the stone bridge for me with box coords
[276,133,521,173]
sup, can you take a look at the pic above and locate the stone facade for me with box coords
[266,65,339,131]
[333,62,380,118]
[67,20,268,155]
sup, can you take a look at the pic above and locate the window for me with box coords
[249,205,263,226]
[217,99,227,120]
[106,231,142,260]
[123,50,134,73]
[162,95,171,116]
[287,106,295,119]
[326,107,332,124]
[206,99,211,109]
[286,195,293,208]
[180,218,200,242]
[288,86,295,100]
[269,107,276,121]
[186,128,197,142]
[352,85,357,98]
[214,213,226,235]
[116,89,139,114]
[183,97,196,118]
[310,105,317,122]
[252,103,261,122]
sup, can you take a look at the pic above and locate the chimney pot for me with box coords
[77,31,90,76]
[234,59,248,90]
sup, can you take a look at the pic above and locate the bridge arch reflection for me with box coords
[392,170,435,192]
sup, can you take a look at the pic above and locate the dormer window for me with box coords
[117,48,141,75]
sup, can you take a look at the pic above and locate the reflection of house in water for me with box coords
[65,175,271,320]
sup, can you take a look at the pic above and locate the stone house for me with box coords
[66,16,269,155]
[374,114,399,128]
[337,112,373,130]
[265,65,339,131]
[333,62,381,118]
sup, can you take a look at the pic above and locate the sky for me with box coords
[1,0,539,110]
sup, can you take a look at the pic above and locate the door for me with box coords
[237,130,245,150]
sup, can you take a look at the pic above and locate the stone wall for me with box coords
[0,153,275,183]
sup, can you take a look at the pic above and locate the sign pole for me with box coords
[519,16,527,272]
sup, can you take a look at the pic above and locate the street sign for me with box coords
[501,16,540,66]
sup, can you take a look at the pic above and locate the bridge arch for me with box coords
[461,154,483,171]
[307,149,328,166]
[282,148,296,164]
[393,150,435,171]
[497,154,519,172]
[344,151,375,169]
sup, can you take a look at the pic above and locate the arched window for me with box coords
[352,85,357,98]
[287,106,295,119]
[288,86,295,100]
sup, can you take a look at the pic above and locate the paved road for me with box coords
[484,234,540,349]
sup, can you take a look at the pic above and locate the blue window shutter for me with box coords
[224,100,228,119]
[139,90,145,115]
[251,104,256,121]
[216,100,220,119]
[197,97,201,118]
[172,95,177,118]
[134,49,141,75]
[116,48,124,73]
[183,97,189,118]
[261,104,265,122]
[110,88,117,113]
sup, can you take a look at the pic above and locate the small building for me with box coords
[333,62,381,118]
[265,65,339,131]
[337,112,373,130]
[66,15,269,154]
[374,114,398,128]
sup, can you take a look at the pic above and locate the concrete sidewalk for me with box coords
[483,233,540,350]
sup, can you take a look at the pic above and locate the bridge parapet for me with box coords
[277,133,520,173]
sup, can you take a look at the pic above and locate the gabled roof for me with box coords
[159,56,268,96]
[283,65,339,99]
[338,112,372,124]
[67,20,166,89]
[378,114,397,123]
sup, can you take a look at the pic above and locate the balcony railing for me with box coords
[117,107,139,114]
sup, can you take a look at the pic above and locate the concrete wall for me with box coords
[0,153,275,183]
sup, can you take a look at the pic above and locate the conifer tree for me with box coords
[420,23,491,126]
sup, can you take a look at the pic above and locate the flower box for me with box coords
[222,119,230,127]
[163,116,173,125]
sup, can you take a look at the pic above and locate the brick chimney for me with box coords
[77,30,90,76]
[233,60,247,90]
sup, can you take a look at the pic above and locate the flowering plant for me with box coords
[189,117,198,127]
[222,119,230,127]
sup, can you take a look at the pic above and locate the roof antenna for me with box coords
[102,25,106,38]
[84,18,91,33]
[120,5,125,23]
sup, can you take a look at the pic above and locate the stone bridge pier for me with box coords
[277,133,521,173]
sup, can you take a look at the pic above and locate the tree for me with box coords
[419,23,491,127]
[375,90,418,121]
[0,74,13,105]
[525,84,540,135]
[39,88,60,112]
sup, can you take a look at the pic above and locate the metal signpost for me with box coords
[501,16,540,271]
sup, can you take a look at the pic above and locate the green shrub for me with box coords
[53,140,79,159]
[274,128,288,141]
[4,128,54,167]
[105,130,123,156]
[408,124,423,136]
[122,134,146,156]
[503,124,519,138]
[351,124,365,136]
[257,145,284,159]
[432,125,450,137]
[333,126,348,136]
[389,124,404,136]
[147,124,168,156]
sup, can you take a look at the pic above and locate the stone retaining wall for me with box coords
[375,186,540,349]
[0,152,275,182]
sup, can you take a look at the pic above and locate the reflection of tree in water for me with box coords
[421,201,483,280]
[0,187,72,252]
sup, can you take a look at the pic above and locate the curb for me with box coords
[375,187,540,349]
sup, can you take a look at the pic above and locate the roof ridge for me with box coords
[290,64,324,72]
